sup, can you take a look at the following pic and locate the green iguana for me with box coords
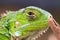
[0,6,52,40]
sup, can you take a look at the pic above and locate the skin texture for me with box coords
[48,16,60,40]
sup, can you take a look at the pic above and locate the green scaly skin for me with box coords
[0,6,51,40]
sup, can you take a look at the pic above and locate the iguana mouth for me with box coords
[23,27,49,40]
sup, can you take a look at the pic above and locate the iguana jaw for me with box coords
[24,27,49,40]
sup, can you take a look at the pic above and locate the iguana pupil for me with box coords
[28,12,34,15]
[27,12,35,20]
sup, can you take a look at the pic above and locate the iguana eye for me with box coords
[28,12,34,15]
[23,8,41,21]
[27,12,36,20]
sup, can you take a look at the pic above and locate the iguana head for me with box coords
[0,6,52,40]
